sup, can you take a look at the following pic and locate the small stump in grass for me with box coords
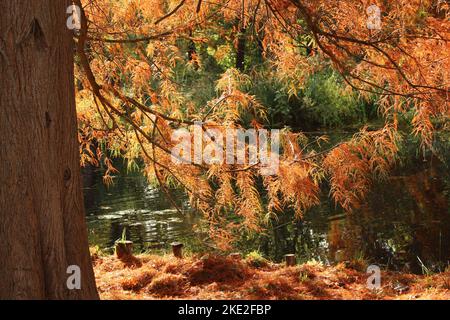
[171,242,183,259]
[229,253,242,260]
[285,254,296,267]
[115,241,133,260]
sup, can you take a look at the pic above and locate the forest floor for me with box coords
[92,252,450,300]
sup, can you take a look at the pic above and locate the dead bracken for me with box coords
[93,253,450,300]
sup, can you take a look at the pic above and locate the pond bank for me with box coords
[84,162,450,272]
[93,252,450,300]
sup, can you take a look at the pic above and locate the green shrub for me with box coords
[246,251,269,268]
[300,70,373,127]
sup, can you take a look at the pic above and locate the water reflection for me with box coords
[83,165,199,252]
[83,163,449,273]
[248,165,450,273]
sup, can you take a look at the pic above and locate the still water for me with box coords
[83,162,450,273]
[83,165,198,252]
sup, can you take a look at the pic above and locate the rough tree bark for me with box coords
[0,0,98,299]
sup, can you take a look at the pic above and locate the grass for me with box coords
[417,256,433,276]
[245,251,270,268]
[93,251,450,300]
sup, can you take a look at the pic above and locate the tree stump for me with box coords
[115,241,133,259]
[171,242,183,258]
[285,254,296,267]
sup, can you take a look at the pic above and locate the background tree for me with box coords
[0,0,98,299]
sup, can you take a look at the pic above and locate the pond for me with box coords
[83,161,450,274]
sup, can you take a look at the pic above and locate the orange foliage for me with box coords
[75,0,449,245]
[324,127,400,210]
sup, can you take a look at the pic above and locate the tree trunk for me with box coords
[235,0,246,71]
[235,27,246,71]
[0,0,98,299]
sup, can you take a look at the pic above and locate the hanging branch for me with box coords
[196,0,203,13]
[155,0,188,25]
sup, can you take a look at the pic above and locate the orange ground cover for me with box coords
[93,253,450,300]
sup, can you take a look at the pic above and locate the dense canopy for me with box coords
[74,0,449,248]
